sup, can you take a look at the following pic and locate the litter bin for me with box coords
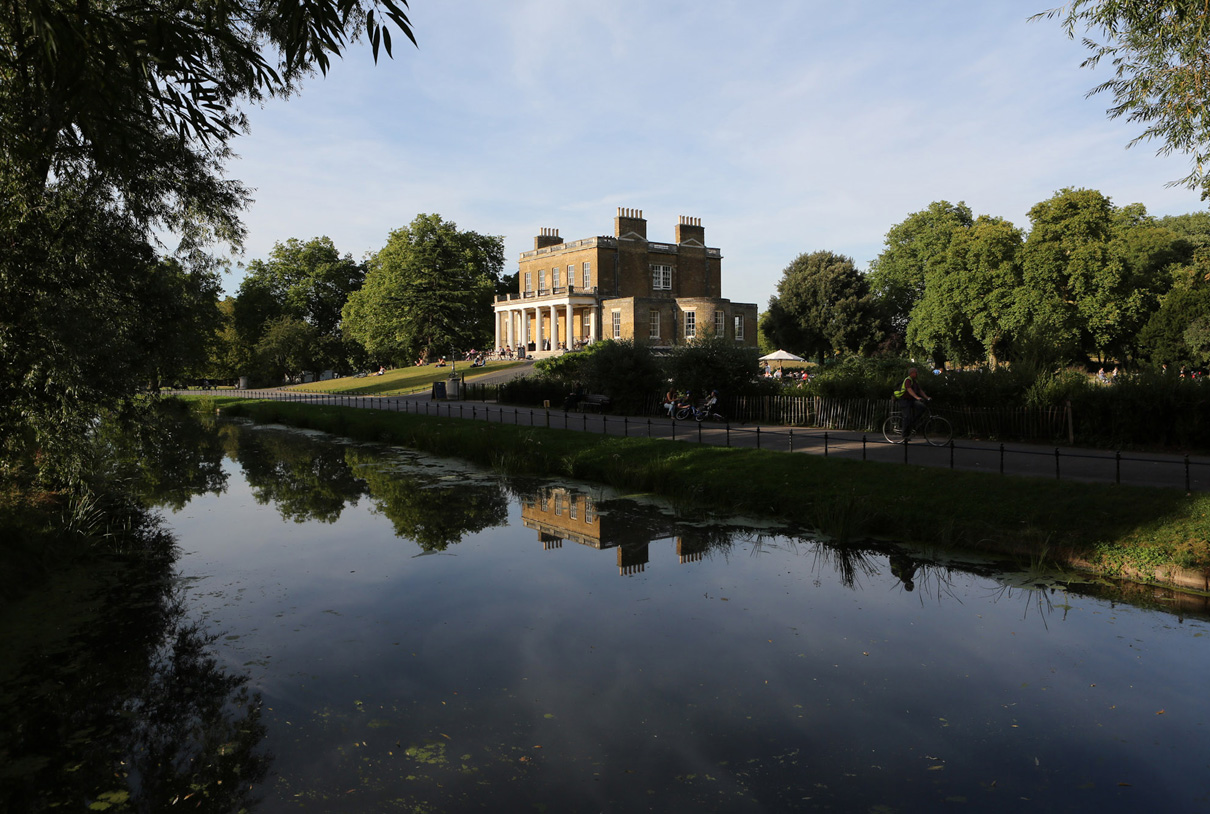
[431,380,446,400]
[446,376,460,400]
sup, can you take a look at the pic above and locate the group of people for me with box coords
[762,363,810,382]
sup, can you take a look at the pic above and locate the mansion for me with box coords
[492,209,758,355]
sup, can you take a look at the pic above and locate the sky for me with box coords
[222,0,1206,308]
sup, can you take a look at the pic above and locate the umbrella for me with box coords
[758,349,804,362]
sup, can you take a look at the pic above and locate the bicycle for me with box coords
[882,402,952,446]
[675,398,725,423]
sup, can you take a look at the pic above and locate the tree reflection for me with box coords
[346,448,509,551]
[230,425,367,523]
[92,401,228,511]
[0,515,269,813]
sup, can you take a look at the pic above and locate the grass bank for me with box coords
[209,397,1210,590]
[287,361,523,396]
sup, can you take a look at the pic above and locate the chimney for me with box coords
[675,215,704,245]
[534,227,562,250]
[614,207,647,240]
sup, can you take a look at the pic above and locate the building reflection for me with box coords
[521,486,716,575]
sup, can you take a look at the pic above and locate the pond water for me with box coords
[3,417,1210,812]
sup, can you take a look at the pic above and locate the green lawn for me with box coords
[289,361,526,396]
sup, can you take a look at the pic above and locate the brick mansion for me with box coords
[492,209,758,355]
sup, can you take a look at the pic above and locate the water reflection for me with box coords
[0,518,268,813]
[10,412,1210,812]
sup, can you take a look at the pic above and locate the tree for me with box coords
[907,216,1024,366]
[1019,189,1183,362]
[762,250,881,364]
[1036,1,1210,197]
[235,236,365,373]
[342,214,504,363]
[868,202,973,336]
[1,0,416,485]
[253,317,320,384]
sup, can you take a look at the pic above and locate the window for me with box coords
[582,262,591,288]
[567,265,574,288]
[553,268,560,289]
[611,310,621,339]
[569,499,578,520]
[715,310,725,337]
[649,309,661,339]
[538,270,545,291]
[684,310,696,338]
[585,502,595,525]
[554,497,562,516]
[524,271,531,292]
[651,264,672,290]
[583,312,591,339]
[734,314,744,340]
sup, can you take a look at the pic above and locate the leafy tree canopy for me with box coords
[762,250,881,364]
[342,214,504,364]
[868,202,973,335]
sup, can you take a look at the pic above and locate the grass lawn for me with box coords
[289,361,526,396]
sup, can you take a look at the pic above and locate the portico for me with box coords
[493,290,599,356]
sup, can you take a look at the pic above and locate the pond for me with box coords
[3,416,1209,812]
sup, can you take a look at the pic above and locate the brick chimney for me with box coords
[614,207,647,240]
[534,227,562,250]
[675,215,704,245]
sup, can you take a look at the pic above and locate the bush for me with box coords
[664,336,762,400]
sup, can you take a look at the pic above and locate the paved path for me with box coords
[199,388,1210,492]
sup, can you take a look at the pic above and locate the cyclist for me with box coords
[894,367,929,439]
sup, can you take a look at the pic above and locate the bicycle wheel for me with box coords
[674,406,691,421]
[882,414,904,444]
[922,415,952,447]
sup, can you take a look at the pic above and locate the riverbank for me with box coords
[206,397,1210,592]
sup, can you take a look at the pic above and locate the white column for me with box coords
[566,302,574,346]
[521,308,530,350]
[549,304,559,349]
[493,309,501,351]
[535,306,544,351]
[506,308,515,349]
[590,308,598,342]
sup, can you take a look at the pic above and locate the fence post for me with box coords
[602,414,607,435]
[697,421,702,444]
[1055,448,1060,480]
[583,413,587,431]
[949,438,954,469]
[999,443,1004,475]
[672,419,677,440]
[726,423,730,447]
[1115,451,1121,485]
[1186,455,1191,492]
[756,427,761,449]
[862,435,866,461]
[824,432,829,457]
[1066,400,1074,445]
[624,417,629,437]
[648,419,652,438]
[904,436,908,464]
[788,428,793,453]
[545,409,550,428]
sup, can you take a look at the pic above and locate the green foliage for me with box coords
[0,0,417,486]
[762,250,881,363]
[664,335,762,399]
[234,237,366,374]
[1018,189,1183,362]
[908,216,1024,366]
[1137,281,1210,365]
[575,341,664,412]
[1036,1,1210,197]
[869,201,973,336]
[252,316,321,384]
[343,214,503,364]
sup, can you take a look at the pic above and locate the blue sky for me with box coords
[224,0,1205,308]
